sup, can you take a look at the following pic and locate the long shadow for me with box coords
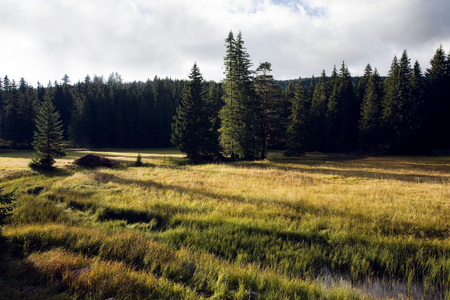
[91,171,450,239]
[0,236,64,299]
[87,171,450,296]
[232,158,450,184]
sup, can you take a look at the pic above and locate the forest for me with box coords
[0,32,449,157]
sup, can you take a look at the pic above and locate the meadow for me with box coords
[1,149,449,299]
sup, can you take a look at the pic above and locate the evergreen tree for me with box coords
[358,68,383,153]
[285,78,310,156]
[235,32,260,159]
[326,62,358,152]
[425,45,449,148]
[29,94,66,170]
[2,77,20,147]
[171,63,219,162]
[254,62,282,158]
[219,31,259,160]
[219,32,238,159]
[356,64,372,105]
[382,50,413,153]
[16,78,39,147]
[52,77,73,140]
[405,61,427,153]
[309,75,316,99]
[381,55,400,152]
[206,81,223,135]
[309,70,329,152]
[330,66,338,89]
[69,91,94,147]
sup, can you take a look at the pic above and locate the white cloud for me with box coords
[1,0,449,85]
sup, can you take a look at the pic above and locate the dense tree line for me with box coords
[1,35,449,157]
[0,74,197,149]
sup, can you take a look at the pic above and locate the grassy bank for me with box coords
[1,149,449,299]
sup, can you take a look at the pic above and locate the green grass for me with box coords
[1,149,449,299]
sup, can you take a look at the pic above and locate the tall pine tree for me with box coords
[219,31,259,160]
[219,32,240,159]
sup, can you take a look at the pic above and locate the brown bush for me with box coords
[73,154,116,169]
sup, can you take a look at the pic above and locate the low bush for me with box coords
[73,154,116,169]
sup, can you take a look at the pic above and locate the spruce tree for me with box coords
[425,45,449,148]
[29,94,66,170]
[219,31,259,160]
[381,55,400,152]
[309,75,316,99]
[285,78,310,156]
[326,62,358,152]
[356,64,372,105]
[406,61,427,153]
[254,62,282,158]
[382,50,413,153]
[2,77,20,147]
[309,70,329,152]
[171,63,219,162]
[358,68,383,153]
[235,32,260,159]
[206,82,223,136]
[219,31,240,159]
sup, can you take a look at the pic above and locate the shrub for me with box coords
[73,154,116,169]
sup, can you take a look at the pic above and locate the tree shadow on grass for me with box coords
[234,156,450,184]
[0,236,68,299]
[90,170,450,240]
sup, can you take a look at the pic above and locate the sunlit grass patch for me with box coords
[2,150,450,298]
[27,249,200,299]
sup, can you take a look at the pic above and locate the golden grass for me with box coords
[2,149,450,298]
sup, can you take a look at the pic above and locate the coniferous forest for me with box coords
[1,32,449,158]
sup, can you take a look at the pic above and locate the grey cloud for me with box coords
[1,0,449,84]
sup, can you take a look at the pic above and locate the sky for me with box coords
[1,0,450,85]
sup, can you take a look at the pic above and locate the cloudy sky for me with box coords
[2,0,450,85]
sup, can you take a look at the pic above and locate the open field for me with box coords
[1,149,450,299]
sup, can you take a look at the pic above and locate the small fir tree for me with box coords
[135,153,143,167]
[29,94,66,170]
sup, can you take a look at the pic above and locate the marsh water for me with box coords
[315,268,445,299]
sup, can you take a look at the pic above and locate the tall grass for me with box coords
[1,149,449,298]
